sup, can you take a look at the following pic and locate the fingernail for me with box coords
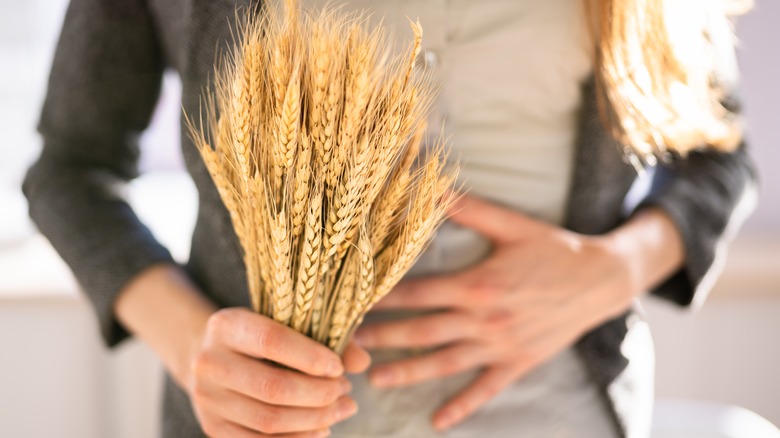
[337,398,358,419]
[434,411,456,431]
[340,378,353,394]
[314,429,331,438]
[370,368,396,387]
[325,358,344,377]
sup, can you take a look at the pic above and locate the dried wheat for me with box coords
[188,0,457,354]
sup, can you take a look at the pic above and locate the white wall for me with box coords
[646,295,780,426]
[736,0,780,232]
[0,299,162,438]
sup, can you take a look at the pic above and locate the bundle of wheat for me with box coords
[188,0,457,354]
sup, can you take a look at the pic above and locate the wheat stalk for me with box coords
[188,0,457,354]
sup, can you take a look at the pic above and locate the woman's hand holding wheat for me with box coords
[353,195,677,431]
[187,308,370,437]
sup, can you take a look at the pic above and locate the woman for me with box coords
[24,0,756,437]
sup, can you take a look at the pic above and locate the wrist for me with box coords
[114,264,215,390]
[168,296,212,391]
[603,207,685,296]
[596,232,644,305]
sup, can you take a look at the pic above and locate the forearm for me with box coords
[114,264,216,389]
[604,207,686,299]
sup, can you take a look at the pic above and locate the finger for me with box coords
[354,311,477,349]
[371,276,470,311]
[217,421,332,438]
[433,365,523,431]
[342,341,371,374]
[200,354,349,408]
[369,343,487,388]
[210,308,344,377]
[212,392,357,435]
[449,195,546,243]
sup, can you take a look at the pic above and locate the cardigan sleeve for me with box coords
[635,13,758,308]
[22,0,175,347]
[638,141,758,308]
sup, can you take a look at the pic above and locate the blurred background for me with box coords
[0,1,777,437]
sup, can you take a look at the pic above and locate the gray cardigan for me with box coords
[23,0,757,436]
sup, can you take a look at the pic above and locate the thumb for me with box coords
[448,194,547,243]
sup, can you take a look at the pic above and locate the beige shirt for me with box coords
[343,0,594,275]
[295,0,619,436]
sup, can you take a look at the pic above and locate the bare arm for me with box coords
[114,264,215,388]
[605,206,686,301]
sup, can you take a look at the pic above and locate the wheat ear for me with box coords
[291,133,312,241]
[332,228,375,353]
[231,55,253,179]
[327,250,358,348]
[291,184,323,332]
[190,2,458,352]
[268,207,294,324]
[374,157,456,303]
[369,123,425,252]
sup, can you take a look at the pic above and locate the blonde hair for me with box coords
[594,0,751,160]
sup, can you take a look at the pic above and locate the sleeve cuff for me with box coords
[637,157,758,309]
[79,231,176,347]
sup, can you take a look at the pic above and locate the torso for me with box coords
[290,0,617,436]
[145,0,644,435]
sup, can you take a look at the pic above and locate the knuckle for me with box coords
[416,324,440,345]
[189,377,209,401]
[321,381,343,405]
[188,353,218,399]
[480,381,502,400]
[256,408,282,433]
[442,352,470,375]
[255,372,286,402]
[254,324,283,355]
[469,278,504,301]
[326,403,344,425]
[324,399,350,425]
[207,308,235,334]
[190,351,214,380]
[440,358,463,376]
[413,331,432,346]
